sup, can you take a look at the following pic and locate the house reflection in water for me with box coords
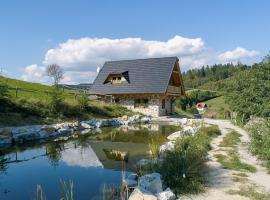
[61,142,103,168]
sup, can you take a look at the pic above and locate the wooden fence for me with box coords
[5,86,87,99]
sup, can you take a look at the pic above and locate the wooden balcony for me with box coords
[167,85,181,95]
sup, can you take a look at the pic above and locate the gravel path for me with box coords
[203,118,270,193]
[154,117,270,200]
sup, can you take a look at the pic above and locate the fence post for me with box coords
[15,86,18,98]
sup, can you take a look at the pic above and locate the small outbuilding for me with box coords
[89,57,185,117]
[196,102,208,111]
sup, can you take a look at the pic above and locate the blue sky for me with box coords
[0,0,269,84]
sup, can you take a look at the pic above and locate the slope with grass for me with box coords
[202,96,231,119]
[0,76,133,127]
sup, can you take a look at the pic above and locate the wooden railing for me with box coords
[167,85,181,94]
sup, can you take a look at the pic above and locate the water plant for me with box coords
[148,137,159,159]
[60,179,74,200]
[34,185,46,200]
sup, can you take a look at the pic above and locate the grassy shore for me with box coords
[0,76,133,127]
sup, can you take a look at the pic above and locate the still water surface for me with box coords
[0,123,180,200]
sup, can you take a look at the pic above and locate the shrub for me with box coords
[50,88,64,114]
[0,83,8,99]
[77,93,89,111]
[248,120,270,171]
[157,125,220,194]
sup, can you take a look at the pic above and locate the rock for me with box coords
[79,122,92,129]
[128,115,141,124]
[37,130,50,139]
[0,136,12,146]
[111,118,123,126]
[139,173,163,194]
[128,187,157,200]
[159,141,175,154]
[40,126,56,134]
[57,128,71,135]
[121,115,129,121]
[182,126,196,135]
[157,188,176,200]
[140,116,152,123]
[0,129,12,137]
[167,131,181,141]
[80,129,92,135]
[124,174,138,188]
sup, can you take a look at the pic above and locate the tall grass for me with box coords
[148,137,160,159]
[156,125,220,194]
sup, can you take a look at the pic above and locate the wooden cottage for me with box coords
[89,57,185,117]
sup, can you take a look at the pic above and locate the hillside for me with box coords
[0,76,133,127]
[179,55,270,121]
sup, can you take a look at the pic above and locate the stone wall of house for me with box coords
[158,97,172,116]
[118,97,173,117]
[119,98,160,117]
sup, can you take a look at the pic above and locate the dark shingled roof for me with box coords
[89,57,179,95]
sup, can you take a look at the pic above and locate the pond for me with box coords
[0,123,180,200]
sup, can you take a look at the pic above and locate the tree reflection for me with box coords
[45,142,63,167]
[0,156,8,176]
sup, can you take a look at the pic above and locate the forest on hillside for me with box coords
[180,56,270,122]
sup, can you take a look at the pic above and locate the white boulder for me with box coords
[139,173,163,194]
[140,116,152,123]
[79,122,92,129]
[167,131,181,141]
[128,187,157,200]
[157,188,176,200]
[182,126,196,135]
[159,141,175,154]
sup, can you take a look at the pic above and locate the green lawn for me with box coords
[0,76,133,127]
[0,76,81,103]
[202,96,231,119]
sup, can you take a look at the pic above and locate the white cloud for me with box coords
[21,64,97,85]
[43,35,205,72]
[218,47,260,63]
[21,64,49,84]
[62,71,97,85]
[21,35,260,84]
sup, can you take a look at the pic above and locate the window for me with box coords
[162,99,165,109]
[112,76,122,84]
[134,99,149,108]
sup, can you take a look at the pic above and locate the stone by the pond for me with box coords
[0,129,12,137]
[140,116,152,123]
[0,136,12,146]
[157,188,176,200]
[128,187,157,200]
[159,141,175,154]
[182,126,196,135]
[139,173,163,194]
[79,122,92,129]
[57,128,71,135]
[167,131,181,141]
[37,130,50,139]
[0,114,150,147]
[124,174,138,188]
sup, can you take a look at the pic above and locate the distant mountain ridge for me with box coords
[59,83,92,91]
